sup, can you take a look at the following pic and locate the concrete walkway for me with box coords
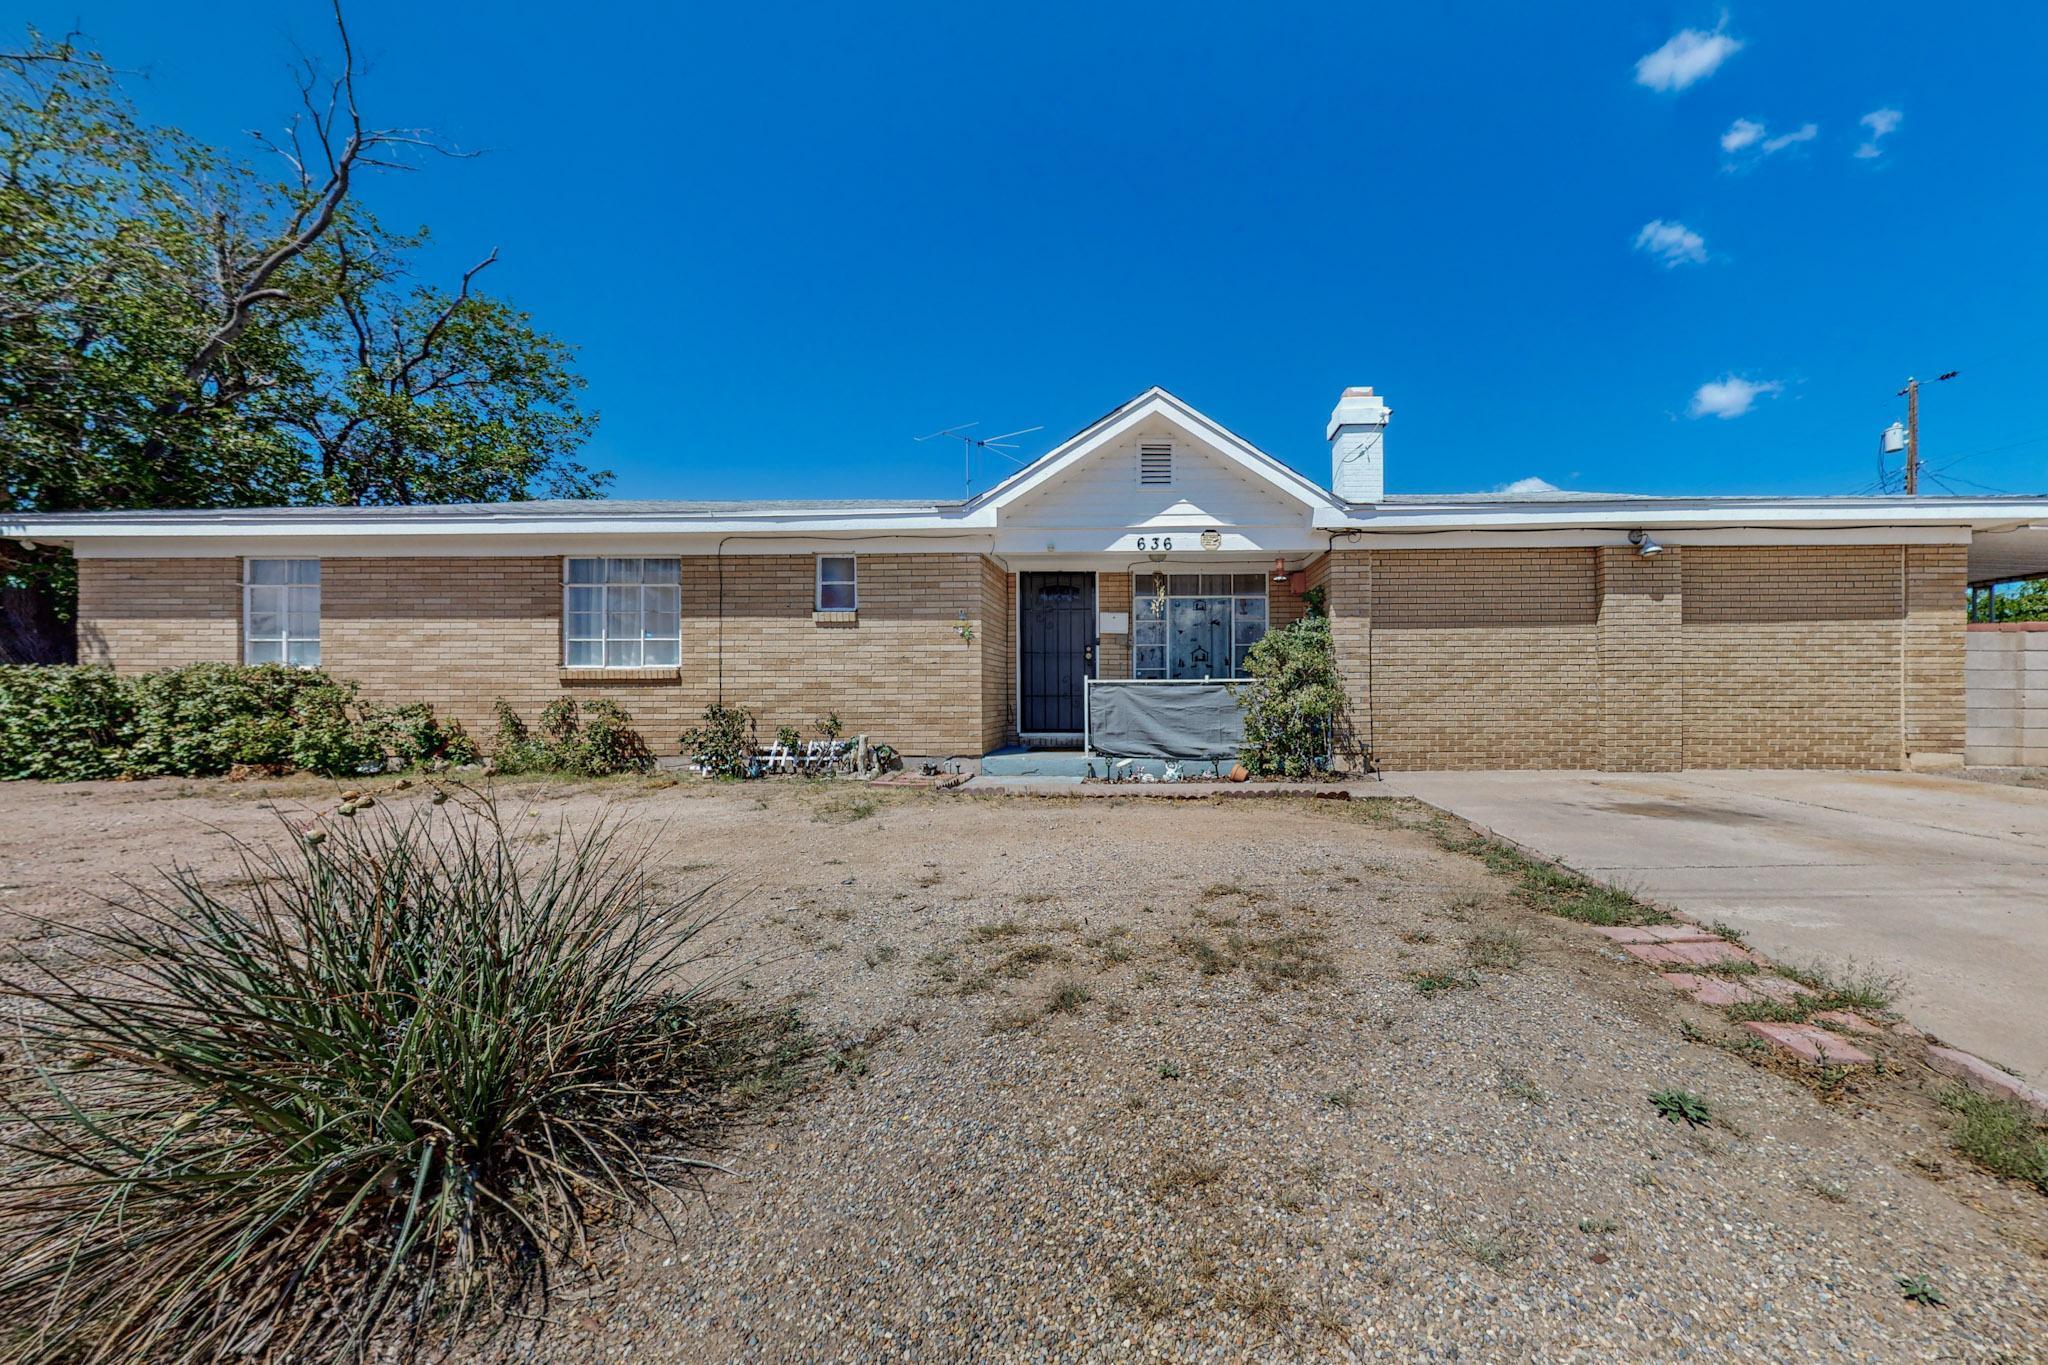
[1377,769,2048,1080]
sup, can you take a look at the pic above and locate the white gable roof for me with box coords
[969,388,1341,521]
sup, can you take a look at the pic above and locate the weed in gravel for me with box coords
[1324,1086,1359,1110]
[1939,1086,2048,1194]
[1158,1059,1184,1080]
[1778,960,1899,1013]
[1106,1271,1173,1320]
[1725,998,1812,1025]
[968,920,1030,942]
[1017,890,1056,905]
[1497,1065,1546,1105]
[1218,1277,1296,1330]
[1466,928,1528,971]
[862,943,898,969]
[1650,1088,1713,1127]
[994,943,1066,978]
[1200,881,1267,903]
[1146,1156,1226,1201]
[1795,1174,1850,1204]
[1407,969,1476,996]
[813,793,877,823]
[1708,919,1749,946]
[1045,979,1093,1015]
[1577,1216,1618,1235]
[1897,1274,1946,1307]
[1174,929,1337,990]
[1455,1227,1517,1271]
[1398,929,1436,945]
[1438,829,1669,927]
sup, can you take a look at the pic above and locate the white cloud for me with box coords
[1720,118,1765,152]
[1633,219,1709,268]
[1855,107,1902,158]
[1722,118,1818,164]
[1762,122,1818,152]
[1634,26,1742,92]
[1689,375,1784,420]
[1497,476,1561,495]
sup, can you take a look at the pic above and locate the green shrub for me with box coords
[681,702,756,778]
[0,796,803,1359]
[123,663,388,777]
[382,702,481,768]
[1234,613,1344,778]
[490,697,656,777]
[0,665,133,780]
[1,664,479,781]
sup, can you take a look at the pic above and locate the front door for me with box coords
[1019,572,1096,735]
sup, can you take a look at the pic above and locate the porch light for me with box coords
[1271,556,1290,582]
[1629,530,1665,557]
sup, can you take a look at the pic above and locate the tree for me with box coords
[0,7,606,661]
[1971,578,2048,623]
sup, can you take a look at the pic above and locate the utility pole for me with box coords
[1896,370,1958,496]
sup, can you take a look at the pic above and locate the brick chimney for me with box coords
[1328,386,1390,503]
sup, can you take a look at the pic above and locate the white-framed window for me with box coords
[1131,572,1268,680]
[816,555,857,611]
[244,559,321,667]
[563,557,680,668]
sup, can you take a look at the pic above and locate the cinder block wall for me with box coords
[1322,543,1967,772]
[1965,624,2048,766]
[75,553,1003,756]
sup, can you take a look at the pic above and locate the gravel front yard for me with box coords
[1,777,2044,1361]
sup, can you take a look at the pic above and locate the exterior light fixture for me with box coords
[1628,530,1665,557]
[1271,556,1290,582]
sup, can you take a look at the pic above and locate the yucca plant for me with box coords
[0,793,789,1362]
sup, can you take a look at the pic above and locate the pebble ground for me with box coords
[1,776,2043,1361]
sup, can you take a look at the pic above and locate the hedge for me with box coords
[0,664,508,782]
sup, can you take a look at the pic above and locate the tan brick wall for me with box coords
[1904,544,1967,760]
[72,540,1971,771]
[77,553,1001,756]
[978,557,1013,751]
[1598,547,1684,771]
[1366,548,1601,769]
[1096,570,1132,682]
[1680,546,1902,768]
[76,558,240,668]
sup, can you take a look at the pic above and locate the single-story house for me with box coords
[9,386,2048,771]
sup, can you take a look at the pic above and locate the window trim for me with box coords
[1129,571,1268,681]
[815,554,858,613]
[243,558,321,668]
[562,556,682,670]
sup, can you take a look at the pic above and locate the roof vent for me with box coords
[1138,442,1173,486]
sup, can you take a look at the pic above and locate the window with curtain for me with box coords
[564,558,681,667]
[244,559,320,666]
[1130,572,1267,679]
[816,555,857,611]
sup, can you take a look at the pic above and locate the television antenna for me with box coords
[916,422,1044,497]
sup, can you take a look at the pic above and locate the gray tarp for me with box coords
[1087,680,1245,760]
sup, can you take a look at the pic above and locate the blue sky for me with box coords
[38,2,2048,500]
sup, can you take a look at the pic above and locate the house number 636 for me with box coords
[1134,535,1173,551]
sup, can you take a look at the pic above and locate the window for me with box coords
[564,557,680,667]
[1138,442,1173,486]
[244,559,320,666]
[816,555,858,611]
[1130,572,1268,680]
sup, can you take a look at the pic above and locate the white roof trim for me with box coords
[966,387,1342,516]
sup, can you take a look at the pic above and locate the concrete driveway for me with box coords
[1378,769,2048,1080]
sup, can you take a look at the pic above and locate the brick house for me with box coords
[10,387,2048,771]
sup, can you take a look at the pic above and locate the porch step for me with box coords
[978,747,1233,781]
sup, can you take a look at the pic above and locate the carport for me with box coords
[1968,521,2048,767]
